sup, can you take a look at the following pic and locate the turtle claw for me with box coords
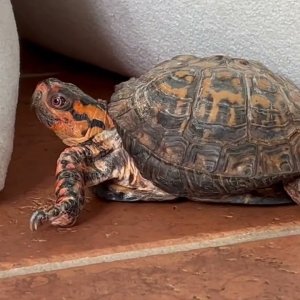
[30,210,48,231]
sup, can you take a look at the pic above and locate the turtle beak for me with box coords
[31,80,49,107]
[31,81,56,128]
[31,89,42,109]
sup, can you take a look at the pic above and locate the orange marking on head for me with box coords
[73,101,95,117]
[73,100,114,129]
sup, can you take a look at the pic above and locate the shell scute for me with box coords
[258,144,296,175]
[217,144,258,177]
[158,135,188,165]
[182,143,221,173]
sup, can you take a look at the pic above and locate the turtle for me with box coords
[30,54,300,231]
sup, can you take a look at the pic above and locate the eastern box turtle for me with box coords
[30,54,300,230]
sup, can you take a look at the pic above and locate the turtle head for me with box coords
[31,78,114,146]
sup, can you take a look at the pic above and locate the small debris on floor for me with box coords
[226,257,238,261]
[223,215,233,218]
[278,268,298,274]
[105,231,118,238]
[32,239,47,242]
[56,227,77,233]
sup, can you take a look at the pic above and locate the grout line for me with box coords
[1,225,300,279]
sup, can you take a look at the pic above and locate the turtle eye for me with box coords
[50,94,68,109]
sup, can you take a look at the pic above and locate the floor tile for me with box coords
[1,236,300,300]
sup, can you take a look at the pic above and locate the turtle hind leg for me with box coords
[283,178,300,205]
[93,183,176,202]
[224,194,292,205]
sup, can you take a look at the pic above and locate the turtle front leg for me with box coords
[30,145,118,231]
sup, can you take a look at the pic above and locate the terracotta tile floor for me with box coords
[0,41,300,299]
[1,236,300,300]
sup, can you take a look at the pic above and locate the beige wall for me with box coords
[11,0,300,86]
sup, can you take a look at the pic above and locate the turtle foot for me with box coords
[30,210,48,231]
[30,204,78,231]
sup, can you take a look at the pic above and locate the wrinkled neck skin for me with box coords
[89,126,123,154]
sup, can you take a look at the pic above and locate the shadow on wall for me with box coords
[11,1,129,74]
[11,1,300,81]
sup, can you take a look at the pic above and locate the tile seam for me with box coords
[1,225,300,279]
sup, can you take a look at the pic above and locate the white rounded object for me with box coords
[0,0,20,190]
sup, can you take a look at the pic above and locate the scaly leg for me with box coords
[93,182,175,202]
[30,145,121,230]
[284,178,300,205]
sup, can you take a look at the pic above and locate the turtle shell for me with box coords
[108,55,300,198]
